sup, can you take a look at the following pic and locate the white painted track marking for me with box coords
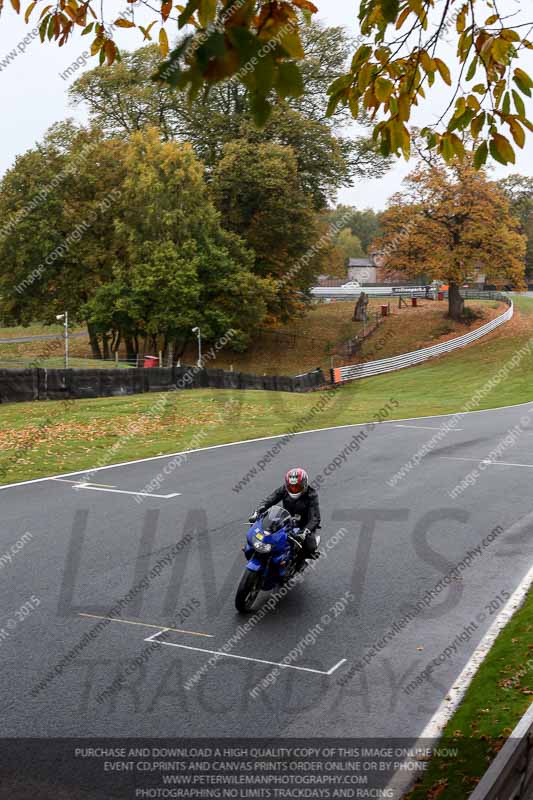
[326,659,348,676]
[72,482,181,499]
[441,456,533,469]
[144,634,347,676]
[53,477,181,498]
[78,613,213,638]
[394,424,463,431]
[145,630,168,642]
[53,478,117,488]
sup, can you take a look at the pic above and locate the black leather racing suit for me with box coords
[257,486,321,558]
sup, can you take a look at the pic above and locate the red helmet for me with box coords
[285,467,309,498]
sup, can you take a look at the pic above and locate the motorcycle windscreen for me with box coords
[262,505,292,533]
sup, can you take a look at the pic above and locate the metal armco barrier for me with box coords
[332,292,513,384]
[469,702,533,799]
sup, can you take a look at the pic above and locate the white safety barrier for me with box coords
[332,293,513,384]
[312,285,428,298]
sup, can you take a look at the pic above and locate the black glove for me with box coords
[249,510,259,523]
[303,528,311,537]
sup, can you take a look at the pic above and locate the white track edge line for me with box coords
[386,560,533,798]
[2,399,533,492]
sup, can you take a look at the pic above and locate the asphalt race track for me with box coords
[1,401,533,747]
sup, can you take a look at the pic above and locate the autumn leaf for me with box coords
[434,58,451,86]
[3,0,533,167]
[159,27,169,56]
[114,17,135,28]
[24,1,36,22]
[161,0,172,22]
[508,118,525,148]
[491,133,516,164]
[373,157,527,316]
[473,140,488,168]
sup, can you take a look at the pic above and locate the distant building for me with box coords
[347,257,377,284]
[347,257,406,284]
[319,255,489,289]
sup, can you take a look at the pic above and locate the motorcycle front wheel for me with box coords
[235,570,262,613]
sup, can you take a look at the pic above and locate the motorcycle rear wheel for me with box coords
[235,570,261,613]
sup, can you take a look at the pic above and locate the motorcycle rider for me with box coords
[249,468,320,560]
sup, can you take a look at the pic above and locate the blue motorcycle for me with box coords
[235,506,311,613]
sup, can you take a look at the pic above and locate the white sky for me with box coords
[0,0,532,210]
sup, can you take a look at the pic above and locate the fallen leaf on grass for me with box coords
[427,779,448,799]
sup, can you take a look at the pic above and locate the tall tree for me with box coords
[0,121,125,356]
[7,1,532,167]
[69,23,356,133]
[372,161,527,318]
[69,25,390,208]
[99,127,274,355]
[326,205,382,254]
[335,229,365,264]
[211,140,330,318]
[0,126,273,356]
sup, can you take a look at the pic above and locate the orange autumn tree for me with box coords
[371,161,527,319]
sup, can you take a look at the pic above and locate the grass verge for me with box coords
[405,586,533,799]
